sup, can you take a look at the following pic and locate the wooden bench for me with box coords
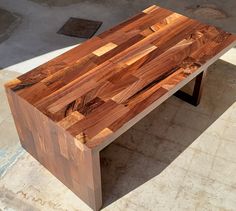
[5,5,236,210]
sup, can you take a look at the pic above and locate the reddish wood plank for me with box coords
[4,5,236,211]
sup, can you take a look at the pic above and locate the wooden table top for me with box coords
[5,5,236,150]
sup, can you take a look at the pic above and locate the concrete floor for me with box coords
[0,0,236,210]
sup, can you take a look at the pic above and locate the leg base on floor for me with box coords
[174,70,206,106]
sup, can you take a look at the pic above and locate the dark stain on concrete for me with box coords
[186,4,228,20]
[0,8,21,43]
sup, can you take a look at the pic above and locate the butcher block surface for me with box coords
[5,5,236,149]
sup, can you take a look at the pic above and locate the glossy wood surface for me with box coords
[6,5,236,149]
[5,5,236,210]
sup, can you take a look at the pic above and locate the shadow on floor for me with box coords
[100,59,236,208]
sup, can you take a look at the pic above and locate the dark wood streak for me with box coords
[124,66,180,105]
[11,82,37,91]
[64,100,77,117]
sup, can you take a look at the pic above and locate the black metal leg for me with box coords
[174,70,206,106]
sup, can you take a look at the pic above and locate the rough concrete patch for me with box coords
[30,0,134,7]
[186,4,228,20]
[0,8,21,43]
[30,0,82,7]
[0,186,40,210]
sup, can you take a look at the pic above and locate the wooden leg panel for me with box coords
[5,89,102,211]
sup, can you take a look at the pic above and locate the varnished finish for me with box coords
[5,5,236,210]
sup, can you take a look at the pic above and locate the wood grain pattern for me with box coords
[5,5,236,210]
